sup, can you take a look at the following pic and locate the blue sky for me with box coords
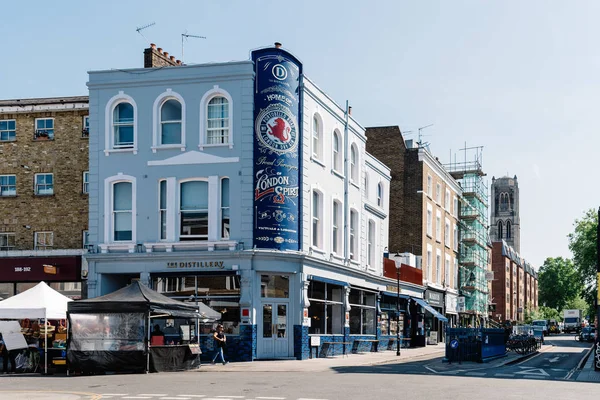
[1,0,597,268]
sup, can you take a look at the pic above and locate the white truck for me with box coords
[563,309,582,333]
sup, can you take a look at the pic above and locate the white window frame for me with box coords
[82,115,90,138]
[453,224,458,252]
[220,177,230,240]
[453,196,458,216]
[103,174,137,244]
[152,89,186,152]
[436,183,441,204]
[199,86,234,150]
[377,182,383,207]
[436,249,441,284]
[34,173,54,196]
[364,172,370,200]
[426,244,433,283]
[427,174,432,197]
[454,258,458,289]
[426,203,433,237]
[435,210,442,242]
[82,171,89,194]
[0,174,16,197]
[311,190,323,249]
[159,179,168,241]
[104,91,138,155]
[34,117,54,141]
[367,219,376,268]
[444,218,450,247]
[445,254,450,287]
[0,233,16,250]
[179,179,210,241]
[445,189,450,210]
[332,130,342,173]
[350,144,358,183]
[350,209,358,261]
[332,199,342,254]
[0,119,16,142]
[82,230,89,248]
[34,231,54,250]
[312,114,323,160]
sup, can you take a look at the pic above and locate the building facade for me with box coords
[366,127,461,343]
[85,44,394,361]
[490,176,520,253]
[490,240,538,323]
[0,96,88,298]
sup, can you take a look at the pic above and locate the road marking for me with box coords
[516,352,542,365]
[177,397,206,398]
[218,397,245,399]
[465,372,486,376]
[140,395,168,397]
[424,366,438,374]
[297,398,329,400]
[161,398,190,400]
[101,395,129,397]
[548,357,560,363]
[515,368,549,376]
[256,398,286,399]
[123,397,152,399]
[494,373,514,377]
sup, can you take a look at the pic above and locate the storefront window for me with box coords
[379,295,407,337]
[307,281,343,335]
[260,275,289,298]
[151,274,241,335]
[349,289,376,335]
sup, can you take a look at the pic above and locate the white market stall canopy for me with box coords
[0,281,72,319]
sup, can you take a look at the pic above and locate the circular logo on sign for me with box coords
[255,104,298,154]
[450,339,459,349]
[272,64,287,80]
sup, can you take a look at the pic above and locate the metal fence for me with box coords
[445,328,506,363]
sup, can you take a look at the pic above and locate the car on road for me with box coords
[576,326,596,342]
[548,319,560,334]
[532,319,549,335]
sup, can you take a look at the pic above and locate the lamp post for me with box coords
[394,257,402,356]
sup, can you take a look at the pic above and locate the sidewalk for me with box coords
[576,346,600,383]
[424,344,554,373]
[198,345,445,372]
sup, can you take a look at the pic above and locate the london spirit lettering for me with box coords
[166,261,225,269]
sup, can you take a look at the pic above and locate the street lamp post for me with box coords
[395,258,401,356]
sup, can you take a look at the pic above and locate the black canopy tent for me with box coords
[67,280,209,373]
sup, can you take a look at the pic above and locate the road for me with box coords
[0,334,595,399]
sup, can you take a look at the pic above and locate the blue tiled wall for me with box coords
[294,325,310,360]
[199,324,256,363]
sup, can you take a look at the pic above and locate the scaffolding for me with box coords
[445,147,489,322]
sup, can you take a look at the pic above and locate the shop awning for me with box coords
[412,297,448,322]
[307,275,349,287]
[382,291,410,300]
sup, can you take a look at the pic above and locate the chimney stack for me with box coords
[274,42,282,49]
[144,44,180,68]
[348,106,352,116]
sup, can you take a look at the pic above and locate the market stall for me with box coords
[67,280,213,373]
[0,281,71,374]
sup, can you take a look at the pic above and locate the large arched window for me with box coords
[332,130,341,172]
[180,181,209,240]
[312,114,323,160]
[152,89,186,151]
[350,144,358,182]
[105,91,138,155]
[500,192,510,211]
[199,87,233,149]
[506,220,512,239]
[497,220,503,238]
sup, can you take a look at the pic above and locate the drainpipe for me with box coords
[343,101,350,265]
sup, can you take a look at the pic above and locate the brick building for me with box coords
[490,240,538,323]
[366,127,461,340]
[0,96,88,298]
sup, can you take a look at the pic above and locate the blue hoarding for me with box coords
[252,47,302,250]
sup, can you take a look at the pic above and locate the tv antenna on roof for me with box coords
[417,124,433,148]
[181,32,207,63]
[136,22,156,43]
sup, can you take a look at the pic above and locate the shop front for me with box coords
[445,292,458,327]
[379,291,410,348]
[0,255,82,299]
[420,290,447,345]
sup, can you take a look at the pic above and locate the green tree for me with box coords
[567,208,598,317]
[538,257,581,311]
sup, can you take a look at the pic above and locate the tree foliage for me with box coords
[538,257,581,311]
[567,208,598,316]
[524,305,561,324]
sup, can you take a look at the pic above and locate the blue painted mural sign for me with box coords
[252,47,302,250]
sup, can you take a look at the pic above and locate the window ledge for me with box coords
[152,145,186,153]
[330,253,345,262]
[311,157,326,168]
[349,259,360,266]
[0,140,16,143]
[0,195,17,198]
[105,147,138,156]
[331,169,345,180]
[198,143,233,151]
[98,243,136,254]
[34,193,55,197]
[144,240,238,252]
[309,246,326,255]
[350,181,360,190]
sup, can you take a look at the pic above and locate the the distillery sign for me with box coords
[252,46,303,251]
[166,261,225,269]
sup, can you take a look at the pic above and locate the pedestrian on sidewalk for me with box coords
[0,334,16,374]
[211,324,229,365]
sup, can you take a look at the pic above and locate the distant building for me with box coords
[0,96,89,298]
[490,176,520,253]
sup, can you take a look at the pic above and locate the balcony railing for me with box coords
[81,128,89,138]
[34,129,54,141]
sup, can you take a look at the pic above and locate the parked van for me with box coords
[532,319,549,335]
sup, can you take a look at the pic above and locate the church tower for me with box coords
[490,175,520,252]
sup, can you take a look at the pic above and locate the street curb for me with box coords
[577,345,594,370]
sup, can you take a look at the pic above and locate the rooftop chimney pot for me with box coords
[150,43,156,50]
[274,42,282,48]
[176,60,182,65]
[348,106,352,116]
[170,56,175,61]
[157,48,163,54]
[164,52,169,58]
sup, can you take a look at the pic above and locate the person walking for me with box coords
[211,324,228,365]
[0,334,16,374]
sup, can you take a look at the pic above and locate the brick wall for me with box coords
[491,242,507,321]
[144,43,181,68]
[0,106,89,249]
